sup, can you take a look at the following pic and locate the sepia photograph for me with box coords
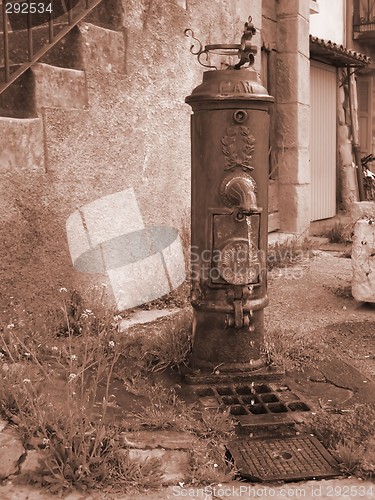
[1,0,375,498]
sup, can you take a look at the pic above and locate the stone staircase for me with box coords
[0,0,132,312]
[0,2,125,170]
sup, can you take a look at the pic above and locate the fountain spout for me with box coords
[223,174,261,216]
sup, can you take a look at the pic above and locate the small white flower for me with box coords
[23,379,31,383]
[24,352,31,358]
[59,287,68,293]
[108,340,115,348]
[70,354,77,361]
[213,463,218,468]
[0,353,4,358]
[7,324,15,329]
[68,373,77,380]
[84,309,93,316]
[51,346,58,351]
[42,438,50,445]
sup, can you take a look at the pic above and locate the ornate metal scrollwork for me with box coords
[185,16,257,70]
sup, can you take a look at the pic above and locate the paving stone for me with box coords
[0,428,25,479]
[121,430,199,450]
[120,431,198,484]
[119,308,180,331]
[0,482,96,499]
[128,448,190,484]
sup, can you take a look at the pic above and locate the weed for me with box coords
[263,328,325,372]
[140,280,190,310]
[123,383,237,485]
[0,289,237,494]
[186,410,237,485]
[142,313,192,373]
[302,404,375,479]
[124,383,192,431]
[332,440,365,475]
[0,291,170,495]
[326,222,353,244]
[267,237,314,271]
[324,285,352,299]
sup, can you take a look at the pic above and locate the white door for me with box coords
[310,61,337,221]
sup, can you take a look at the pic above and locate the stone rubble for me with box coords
[0,421,25,480]
[352,218,375,302]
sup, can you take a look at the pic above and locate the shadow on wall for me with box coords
[66,188,185,311]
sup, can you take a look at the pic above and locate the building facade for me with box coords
[0,0,372,313]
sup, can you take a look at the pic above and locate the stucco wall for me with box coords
[0,0,262,315]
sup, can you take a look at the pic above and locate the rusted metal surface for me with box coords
[227,436,340,482]
[191,381,310,433]
[185,19,274,373]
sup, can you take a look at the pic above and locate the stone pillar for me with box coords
[338,69,359,210]
[275,0,311,234]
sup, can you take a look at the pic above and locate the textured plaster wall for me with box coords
[0,0,261,314]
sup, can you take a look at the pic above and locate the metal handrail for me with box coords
[0,0,104,95]
[353,0,375,33]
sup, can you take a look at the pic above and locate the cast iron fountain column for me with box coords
[185,18,274,375]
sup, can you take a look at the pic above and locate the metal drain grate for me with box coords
[195,382,310,416]
[228,436,340,482]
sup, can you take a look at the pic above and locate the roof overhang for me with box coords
[310,35,371,67]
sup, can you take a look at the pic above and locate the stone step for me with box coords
[0,67,35,118]
[0,63,87,117]
[32,63,88,110]
[85,0,124,30]
[0,117,44,172]
[0,19,124,72]
[0,23,75,68]
[77,22,126,73]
